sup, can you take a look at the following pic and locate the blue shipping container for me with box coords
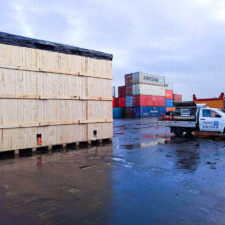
[133,106,166,118]
[166,99,173,107]
[126,96,133,107]
[113,108,126,118]
[113,107,122,118]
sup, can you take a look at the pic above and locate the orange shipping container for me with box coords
[166,107,175,112]
[193,93,225,109]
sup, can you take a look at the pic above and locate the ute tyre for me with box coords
[174,127,183,137]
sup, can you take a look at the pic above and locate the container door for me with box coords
[199,109,222,132]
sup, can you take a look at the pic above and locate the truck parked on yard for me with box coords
[163,101,225,136]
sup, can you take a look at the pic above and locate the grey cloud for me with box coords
[1,0,225,100]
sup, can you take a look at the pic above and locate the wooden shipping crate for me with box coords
[0,32,113,152]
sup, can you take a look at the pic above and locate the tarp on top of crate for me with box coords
[0,32,113,60]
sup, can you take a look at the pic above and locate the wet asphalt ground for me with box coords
[1,118,225,225]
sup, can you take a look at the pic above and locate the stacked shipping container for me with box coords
[113,72,182,118]
[165,89,174,111]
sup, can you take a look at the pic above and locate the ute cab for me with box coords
[199,108,225,133]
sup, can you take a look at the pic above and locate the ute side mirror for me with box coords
[215,114,221,118]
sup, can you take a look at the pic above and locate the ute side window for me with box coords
[211,110,221,118]
[202,109,221,118]
[202,109,212,117]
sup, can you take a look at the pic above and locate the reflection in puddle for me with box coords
[122,138,171,150]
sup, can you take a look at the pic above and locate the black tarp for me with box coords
[0,31,113,61]
[173,101,196,108]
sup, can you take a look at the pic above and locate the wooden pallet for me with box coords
[0,138,113,157]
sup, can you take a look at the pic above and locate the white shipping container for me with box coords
[132,84,166,96]
[112,86,115,97]
[165,82,173,90]
[132,72,165,86]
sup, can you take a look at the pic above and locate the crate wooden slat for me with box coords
[0,44,112,79]
[0,68,112,99]
[0,32,113,152]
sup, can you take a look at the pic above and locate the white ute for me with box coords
[164,102,225,136]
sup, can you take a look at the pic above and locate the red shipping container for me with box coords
[115,97,120,107]
[125,74,132,86]
[125,107,134,118]
[165,90,173,99]
[118,86,126,97]
[118,97,126,107]
[133,95,166,107]
[173,94,182,102]
[126,85,133,96]
[112,97,115,107]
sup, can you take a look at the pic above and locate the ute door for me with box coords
[199,109,222,132]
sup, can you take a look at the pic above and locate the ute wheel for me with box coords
[185,130,193,137]
[173,127,183,137]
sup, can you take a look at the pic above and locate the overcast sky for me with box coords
[1,0,225,100]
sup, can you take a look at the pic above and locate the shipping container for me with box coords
[126,96,133,107]
[125,74,132,86]
[165,90,173,99]
[126,85,133,96]
[118,86,126,97]
[115,98,119,107]
[118,97,126,107]
[0,32,113,152]
[166,107,175,112]
[112,86,115,97]
[132,84,165,96]
[113,107,126,118]
[113,107,122,118]
[166,99,173,107]
[193,93,225,109]
[165,82,173,90]
[133,106,166,118]
[125,107,134,118]
[133,95,166,107]
[173,94,182,102]
[132,72,165,86]
[112,97,115,107]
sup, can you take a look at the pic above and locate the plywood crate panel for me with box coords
[0,68,112,99]
[0,124,88,151]
[0,99,44,126]
[42,73,86,98]
[87,77,112,99]
[0,69,42,96]
[0,99,88,128]
[0,44,112,79]
[88,123,113,141]
[88,101,112,120]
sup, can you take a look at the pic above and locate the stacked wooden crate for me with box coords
[0,32,113,152]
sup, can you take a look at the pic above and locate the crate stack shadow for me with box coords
[113,72,182,118]
[0,32,113,153]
